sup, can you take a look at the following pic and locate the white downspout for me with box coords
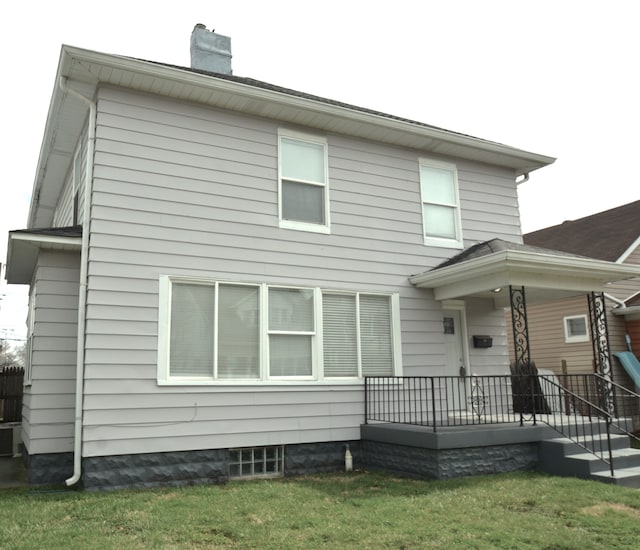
[59,77,95,487]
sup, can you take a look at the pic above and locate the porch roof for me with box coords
[5,226,82,284]
[409,238,640,305]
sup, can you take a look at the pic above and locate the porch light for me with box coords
[492,288,502,293]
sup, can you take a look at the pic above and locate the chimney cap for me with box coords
[190,25,232,75]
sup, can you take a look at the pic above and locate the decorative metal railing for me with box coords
[364,374,640,475]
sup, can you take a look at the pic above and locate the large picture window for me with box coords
[158,277,400,384]
[419,159,463,248]
[278,130,330,233]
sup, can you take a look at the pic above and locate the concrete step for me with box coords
[590,466,640,489]
[540,417,633,439]
[539,433,640,486]
[565,447,640,472]
[543,433,631,454]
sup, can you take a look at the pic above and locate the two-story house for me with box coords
[6,26,640,489]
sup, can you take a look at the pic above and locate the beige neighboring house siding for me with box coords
[514,295,631,383]
[525,296,593,374]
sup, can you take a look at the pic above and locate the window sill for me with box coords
[424,236,464,249]
[564,337,590,344]
[157,378,369,387]
[279,220,330,234]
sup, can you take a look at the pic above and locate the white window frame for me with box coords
[563,314,590,343]
[319,291,401,380]
[278,129,330,234]
[24,285,36,385]
[157,276,401,385]
[419,158,463,249]
[266,285,318,381]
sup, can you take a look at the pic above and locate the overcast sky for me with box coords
[1,0,638,340]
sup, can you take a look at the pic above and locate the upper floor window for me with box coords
[419,159,463,248]
[564,315,589,343]
[278,130,330,234]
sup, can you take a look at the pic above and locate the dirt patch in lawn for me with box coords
[580,503,640,519]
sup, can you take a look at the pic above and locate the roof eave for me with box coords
[28,45,555,228]
[5,232,82,284]
[409,249,640,302]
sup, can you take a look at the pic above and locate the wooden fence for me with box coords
[0,367,24,423]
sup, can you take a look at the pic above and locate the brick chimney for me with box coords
[190,24,232,75]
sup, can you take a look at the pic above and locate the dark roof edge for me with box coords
[431,238,590,271]
[10,225,83,238]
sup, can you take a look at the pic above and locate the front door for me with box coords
[443,309,467,410]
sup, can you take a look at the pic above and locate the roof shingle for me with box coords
[524,200,640,261]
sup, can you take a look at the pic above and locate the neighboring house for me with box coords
[5,27,640,489]
[522,201,640,386]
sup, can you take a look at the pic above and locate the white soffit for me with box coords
[6,233,81,284]
[409,249,640,302]
[28,45,555,228]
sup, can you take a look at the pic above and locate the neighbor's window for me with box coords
[158,277,400,384]
[278,130,329,233]
[563,315,589,343]
[419,159,463,248]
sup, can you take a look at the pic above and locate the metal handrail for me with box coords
[593,373,640,444]
[364,374,640,476]
[536,375,614,475]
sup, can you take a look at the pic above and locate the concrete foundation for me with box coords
[21,423,558,490]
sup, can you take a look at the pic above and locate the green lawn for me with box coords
[1,471,639,549]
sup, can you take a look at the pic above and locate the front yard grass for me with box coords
[1,470,639,549]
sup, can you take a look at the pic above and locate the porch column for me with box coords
[509,285,531,370]
[587,292,615,415]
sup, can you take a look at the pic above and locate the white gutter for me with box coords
[604,293,626,308]
[410,249,640,288]
[59,77,95,487]
[617,235,640,264]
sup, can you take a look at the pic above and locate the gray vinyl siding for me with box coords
[23,250,79,456]
[52,126,88,227]
[80,86,522,458]
[466,298,511,374]
[52,169,74,227]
